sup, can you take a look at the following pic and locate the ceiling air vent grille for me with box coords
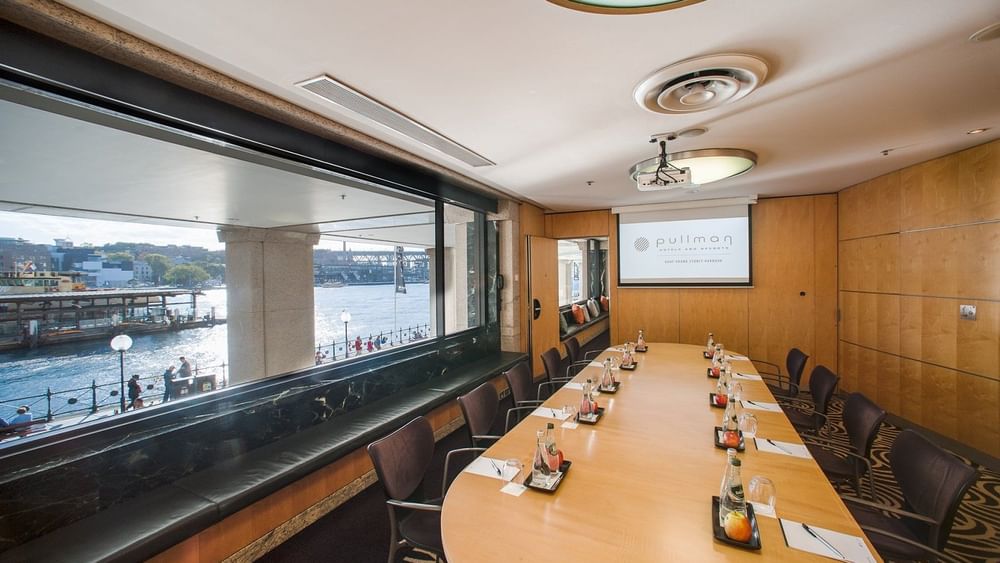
[297,75,494,167]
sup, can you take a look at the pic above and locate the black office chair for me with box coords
[564,336,600,378]
[842,429,978,563]
[781,365,839,434]
[539,347,572,399]
[802,393,885,499]
[457,381,502,449]
[503,362,547,432]
[367,417,481,563]
[752,348,808,398]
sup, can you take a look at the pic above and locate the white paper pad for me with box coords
[530,407,571,420]
[750,502,775,518]
[742,400,782,412]
[780,518,876,562]
[726,354,750,361]
[500,482,527,496]
[588,361,603,368]
[754,438,812,459]
[562,382,584,390]
[734,372,762,381]
[462,456,507,480]
[561,421,579,430]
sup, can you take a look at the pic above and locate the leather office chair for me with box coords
[782,365,839,434]
[503,362,546,432]
[457,382,502,448]
[565,336,601,378]
[752,347,808,398]
[842,429,978,563]
[802,393,885,498]
[368,417,481,563]
[539,347,571,399]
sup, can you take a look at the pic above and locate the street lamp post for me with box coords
[340,310,351,358]
[110,334,133,413]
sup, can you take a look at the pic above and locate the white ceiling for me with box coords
[54,0,1000,212]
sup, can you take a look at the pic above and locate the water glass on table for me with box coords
[502,458,523,488]
[738,412,758,436]
[748,475,776,515]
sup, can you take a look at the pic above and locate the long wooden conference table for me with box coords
[442,343,880,561]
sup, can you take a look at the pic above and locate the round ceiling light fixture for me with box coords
[547,0,704,14]
[629,147,757,190]
[635,53,768,114]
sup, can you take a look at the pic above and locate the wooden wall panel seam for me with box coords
[839,338,997,381]
[839,289,1000,303]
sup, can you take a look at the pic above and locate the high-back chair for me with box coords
[753,347,808,397]
[564,336,601,378]
[782,365,839,433]
[503,362,546,432]
[803,393,886,498]
[457,381,501,448]
[842,430,978,562]
[367,417,444,563]
[565,336,581,365]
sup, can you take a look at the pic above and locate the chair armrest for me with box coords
[858,526,962,563]
[583,350,602,360]
[537,380,569,400]
[566,361,594,379]
[841,496,938,524]
[505,406,543,433]
[387,499,443,512]
[780,397,815,412]
[515,399,544,407]
[471,435,502,447]
[442,447,487,494]
[749,358,782,374]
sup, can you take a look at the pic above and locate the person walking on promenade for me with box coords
[178,356,192,379]
[366,337,374,353]
[127,375,142,410]
[354,336,363,354]
[162,366,175,403]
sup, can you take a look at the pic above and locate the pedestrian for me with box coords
[315,350,323,365]
[127,374,141,410]
[178,356,192,379]
[366,337,374,353]
[374,334,382,351]
[162,366,175,403]
[354,336,363,354]
[8,406,32,425]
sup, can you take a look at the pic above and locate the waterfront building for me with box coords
[0,237,52,273]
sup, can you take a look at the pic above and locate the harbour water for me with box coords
[0,284,430,412]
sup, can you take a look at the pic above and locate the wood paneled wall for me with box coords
[546,196,838,382]
[838,139,1000,457]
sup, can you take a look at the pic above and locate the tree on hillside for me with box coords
[105,252,133,262]
[194,261,225,280]
[163,264,210,288]
[142,253,172,284]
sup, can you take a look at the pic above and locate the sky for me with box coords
[0,211,384,252]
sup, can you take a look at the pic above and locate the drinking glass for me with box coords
[748,475,776,514]
[730,382,744,402]
[738,412,758,436]
[562,404,577,420]
[503,458,523,487]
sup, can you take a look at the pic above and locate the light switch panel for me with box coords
[960,304,977,321]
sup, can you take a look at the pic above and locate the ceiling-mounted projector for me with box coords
[636,168,691,191]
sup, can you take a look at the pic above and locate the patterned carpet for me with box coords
[813,398,1000,562]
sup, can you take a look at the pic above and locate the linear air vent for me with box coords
[297,75,495,167]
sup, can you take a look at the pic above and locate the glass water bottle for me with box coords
[602,358,615,388]
[637,329,646,349]
[533,429,552,486]
[706,332,715,355]
[719,453,748,525]
[544,422,560,472]
[580,379,594,415]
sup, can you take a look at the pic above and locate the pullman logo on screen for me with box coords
[632,234,735,252]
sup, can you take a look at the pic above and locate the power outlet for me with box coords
[960,304,977,321]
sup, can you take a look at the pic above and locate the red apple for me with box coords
[723,430,741,448]
[724,511,753,542]
[714,394,727,406]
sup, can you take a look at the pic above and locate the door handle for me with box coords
[533,299,542,320]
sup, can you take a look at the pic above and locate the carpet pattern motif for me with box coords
[811,399,1000,562]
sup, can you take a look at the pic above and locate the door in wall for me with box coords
[528,236,559,378]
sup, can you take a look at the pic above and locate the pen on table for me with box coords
[766,439,795,455]
[551,408,560,418]
[488,459,502,476]
[801,522,845,560]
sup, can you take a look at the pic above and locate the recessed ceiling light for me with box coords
[967,128,989,135]
[547,0,704,15]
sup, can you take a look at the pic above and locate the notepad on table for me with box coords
[530,407,570,420]
[734,372,762,381]
[753,438,812,459]
[779,518,876,562]
[741,400,782,412]
[463,456,508,480]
